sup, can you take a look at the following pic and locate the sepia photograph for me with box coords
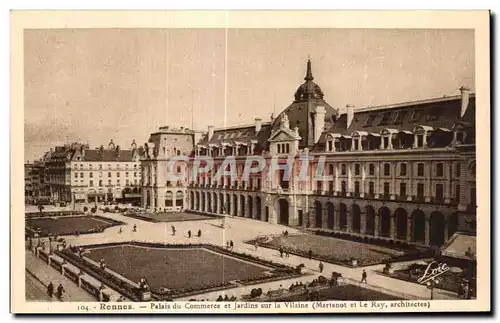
[11,10,490,314]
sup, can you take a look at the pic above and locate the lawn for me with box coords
[251,234,410,266]
[273,284,404,301]
[85,244,274,293]
[384,268,468,295]
[121,211,219,223]
[26,216,122,237]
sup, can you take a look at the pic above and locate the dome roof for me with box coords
[294,59,324,101]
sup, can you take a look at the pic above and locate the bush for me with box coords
[91,207,97,214]
[83,206,88,212]
[115,206,119,211]
[104,207,110,213]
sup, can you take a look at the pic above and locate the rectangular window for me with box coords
[89,180,93,187]
[328,181,334,192]
[400,182,407,197]
[108,180,112,185]
[455,184,460,202]
[134,172,137,177]
[117,179,121,186]
[341,181,347,195]
[134,179,137,185]
[328,164,334,175]
[369,164,375,176]
[455,163,461,177]
[74,172,78,178]
[400,163,407,176]
[317,181,323,192]
[99,180,103,187]
[417,163,425,177]
[89,172,93,178]
[89,164,93,168]
[435,184,444,201]
[341,164,346,175]
[80,172,84,178]
[436,163,444,177]
[354,164,360,176]
[117,172,120,177]
[354,181,360,195]
[383,182,390,195]
[108,172,112,178]
[417,135,424,147]
[126,179,129,186]
[369,182,375,195]
[384,163,391,176]
[417,183,425,199]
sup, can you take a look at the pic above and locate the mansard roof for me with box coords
[313,93,476,151]
[198,122,273,154]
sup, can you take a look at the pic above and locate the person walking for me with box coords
[308,249,313,260]
[361,269,367,284]
[132,224,137,232]
[230,240,234,250]
[285,247,290,258]
[47,282,54,298]
[254,241,259,252]
[56,284,65,301]
[188,230,192,238]
[279,246,284,258]
[197,229,202,238]
[171,225,176,236]
[118,227,122,234]
[318,261,324,273]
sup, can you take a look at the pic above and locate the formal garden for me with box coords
[247,232,432,267]
[26,215,124,237]
[120,210,221,223]
[56,242,304,300]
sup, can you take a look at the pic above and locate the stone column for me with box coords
[406,216,412,242]
[360,212,367,235]
[391,162,396,200]
[425,162,431,202]
[390,215,396,239]
[322,206,328,229]
[260,198,266,222]
[361,163,366,197]
[346,208,353,233]
[374,215,380,237]
[425,215,430,245]
[334,210,340,230]
[413,134,418,148]
[245,195,251,218]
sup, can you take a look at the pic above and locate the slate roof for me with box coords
[80,149,138,162]
[198,122,273,154]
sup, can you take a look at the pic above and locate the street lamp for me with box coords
[426,278,439,300]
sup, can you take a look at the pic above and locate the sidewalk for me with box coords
[26,251,96,302]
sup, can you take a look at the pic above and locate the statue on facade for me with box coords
[280,114,290,129]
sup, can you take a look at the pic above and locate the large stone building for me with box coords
[43,140,143,204]
[187,60,476,248]
[140,126,197,211]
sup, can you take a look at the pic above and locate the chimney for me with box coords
[313,106,326,144]
[208,126,214,140]
[255,117,262,133]
[460,86,471,117]
[346,104,355,128]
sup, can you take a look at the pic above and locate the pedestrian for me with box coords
[47,282,54,298]
[118,227,122,234]
[285,248,290,258]
[171,225,176,236]
[279,246,284,258]
[230,240,234,250]
[226,241,230,249]
[254,241,259,252]
[188,230,191,238]
[308,249,312,260]
[133,224,137,232]
[361,269,367,284]
[319,261,324,273]
[198,229,202,237]
[56,284,65,300]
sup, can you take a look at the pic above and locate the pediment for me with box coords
[268,128,301,142]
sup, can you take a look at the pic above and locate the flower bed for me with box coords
[25,210,83,218]
[58,241,302,300]
[247,233,432,268]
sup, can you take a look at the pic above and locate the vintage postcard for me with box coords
[11,10,490,314]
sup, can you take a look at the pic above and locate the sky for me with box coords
[24,28,475,162]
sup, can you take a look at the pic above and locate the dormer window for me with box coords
[363,115,376,127]
[392,111,406,124]
[327,140,333,152]
[378,112,391,126]
[409,110,421,122]
[426,108,440,121]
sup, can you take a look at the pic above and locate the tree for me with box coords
[83,206,88,212]
[91,207,97,214]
